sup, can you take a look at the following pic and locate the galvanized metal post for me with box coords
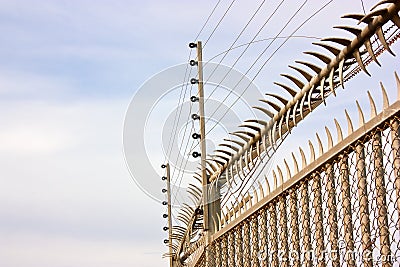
[166,163,176,267]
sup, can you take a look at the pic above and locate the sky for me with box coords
[0,1,399,267]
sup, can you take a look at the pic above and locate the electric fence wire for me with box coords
[205,0,334,137]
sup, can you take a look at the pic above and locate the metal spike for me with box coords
[277,165,284,186]
[329,68,336,96]
[253,106,275,118]
[367,91,377,117]
[309,140,316,162]
[316,133,324,156]
[284,159,291,180]
[320,77,326,105]
[344,109,354,136]
[334,25,362,36]
[359,8,388,24]
[313,42,341,55]
[325,126,333,150]
[353,49,370,76]
[257,180,265,199]
[292,152,299,174]
[321,37,351,46]
[395,72,400,99]
[278,116,284,139]
[266,93,289,105]
[272,170,278,190]
[274,82,297,97]
[231,132,250,142]
[247,192,253,208]
[334,118,343,142]
[215,149,233,157]
[370,0,396,11]
[391,13,400,28]
[307,86,314,112]
[286,108,291,133]
[244,150,249,169]
[262,134,268,152]
[212,217,217,232]
[220,143,239,153]
[224,138,245,148]
[376,27,395,56]
[356,100,365,127]
[256,140,261,158]
[365,38,381,66]
[252,186,259,203]
[380,82,389,109]
[264,175,271,194]
[281,74,305,89]
[339,58,345,89]
[304,51,332,64]
[299,146,307,169]
[295,60,322,73]
[245,119,268,126]
[289,65,313,81]
[239,124,261,133]
[239,157,245,177]
[292,98,300,126]
[342,14,370,23]
[259,99,281,112]
[236,130,255,139]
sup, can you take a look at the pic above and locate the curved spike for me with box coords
[292,97,300,125]
[253,106,275,118]
[239,123,261,133]
[391,13,400,28]
[215,149,233,157]
[356,100,365,128]
[231,132,250,142]
[344,109,354,135]
[212,217,217,233]
[359,8,388,24]
[258,180,264,199]
[289,65,313,81]
[285,108,291,133]
[320,77,326,105]
[367,91,377,117]
[316,133,324,157]
[243,149,249,169]
[309,140,316,162]
[272,170,278,190]
[325,126,334,150]
[193,174,202,184]
[256,140,261,158]
[278,116,285,139]
[213,158,226,166]
[259,99,281,112]
[235,130,255,139]
[264,175,271,194]
[220,143,239,153]
[334,25,362,36]
[262,134,268,152]
[380,82,389,109]
[238,158,245,178]
[252,186,258,204]
[292,152,299,174]
[274,82,298,97]
[277,165,284,186]
[284,159,291,180]
[245,119,268,126]
[334,118,343,142]
[313,42,341,55]
[304,51,331,64]
[299,146,307,169]
[342,14,372,23]
[339,58,345,89]
[224,138,245,148]
[281,74,305,89]
[307,85,314,113]
[215,154,229,163]
[205,160,219,171]
[376,26,395,56]
[321,37,351,46]
[353,49,370,76]
[395,72,400,99]
[328,68,336,96]
[371,0,397,11]
[365,38,381,66]
[246,192,253,208]
[295,60,322,73]
[266,93,289,105]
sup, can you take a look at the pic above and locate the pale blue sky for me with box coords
[0,1,398,267]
